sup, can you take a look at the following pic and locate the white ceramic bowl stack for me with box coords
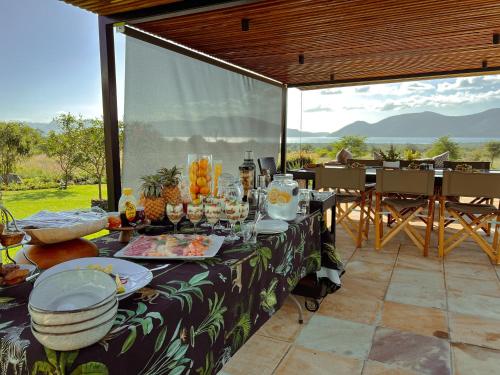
[28,269,118,351]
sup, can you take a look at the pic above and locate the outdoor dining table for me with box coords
[0,211,341,375]
[291,167,500,190]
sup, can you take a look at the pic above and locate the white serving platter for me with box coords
[114,234,225,260]
[35,257,153,300]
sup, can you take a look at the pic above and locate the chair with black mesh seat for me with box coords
[315,166,372,247]
[443,161,491,171]
[258,157,278,177]
[399,159,435,168]
[438,171,500,264]
[374,169,435,256]
[346,159,383,168]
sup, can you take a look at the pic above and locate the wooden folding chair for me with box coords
[438,171,500,264]
[441,162,493,234]
[374,169,435,256]
[314,166,372,247]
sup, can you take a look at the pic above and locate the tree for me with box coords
[428,136,460,160]
[485,141,500,165]
[332,135,367,157]
[45,113,84,189]
[0,122,39,185]
[78,119,107,201]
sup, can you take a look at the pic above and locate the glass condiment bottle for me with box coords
[118,188,138,227]
[239,151,256,199]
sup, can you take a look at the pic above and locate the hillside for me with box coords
[332,108,500,137]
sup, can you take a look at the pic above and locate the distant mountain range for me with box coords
[23,108,500,138]
[288,108,500,138]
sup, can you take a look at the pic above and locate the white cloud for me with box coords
[304,105,333,113]
[320,89,342,95]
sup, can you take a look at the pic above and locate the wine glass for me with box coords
[238,201,249,226]
[213,196,226,231]
[187,202,204,233]
[224,200,241,242]
[204,200,222,232]
[199,195,212,228]
[166,203,184,234]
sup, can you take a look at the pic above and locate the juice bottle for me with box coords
[118,188,138,227]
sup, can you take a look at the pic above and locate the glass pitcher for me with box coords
[267,174,299,220]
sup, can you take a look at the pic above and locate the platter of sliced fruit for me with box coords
[114,234,224,260]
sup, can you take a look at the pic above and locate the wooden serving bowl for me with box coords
[15,238,99,270]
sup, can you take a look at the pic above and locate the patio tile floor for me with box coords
[220,225,500,375]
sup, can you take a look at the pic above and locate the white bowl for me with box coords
[29,269,116,312]
[31,298,118,333]
[29,293,116,326]
[31,314,115,351]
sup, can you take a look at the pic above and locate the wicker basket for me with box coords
[0,232,25,247]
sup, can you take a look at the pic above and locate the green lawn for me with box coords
[4,184,107,219]
[2,185,109,262]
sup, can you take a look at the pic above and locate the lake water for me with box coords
[286,136,500,145]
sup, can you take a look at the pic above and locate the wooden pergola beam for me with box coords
[98,16,121,211]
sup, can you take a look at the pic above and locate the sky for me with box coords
[1,1,499,132]
[287,75,500,132]
[0,0,125,123]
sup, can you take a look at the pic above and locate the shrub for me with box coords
[283,151,317,170]
[1,177,60,191]
[403,148,422,161]
[428,136,460,160]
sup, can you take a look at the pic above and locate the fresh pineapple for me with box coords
[158,166,182,205]
[140,174,165,222]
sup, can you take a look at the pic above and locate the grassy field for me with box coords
[4,184,107,219]
[2,185,108,262]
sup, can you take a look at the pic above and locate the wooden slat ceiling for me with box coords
[62,0,181,16]
[136,0,500,86]
[66,0,500,87]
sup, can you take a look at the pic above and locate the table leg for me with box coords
[289,294,304,324]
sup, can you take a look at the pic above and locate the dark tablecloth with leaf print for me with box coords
[0,211,341,375]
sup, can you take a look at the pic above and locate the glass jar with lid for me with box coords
[239,151,256,198]
[266,174,299,220]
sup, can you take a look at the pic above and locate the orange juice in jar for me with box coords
[213,160,223,196]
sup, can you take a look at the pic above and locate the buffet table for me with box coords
[0,211,338,375]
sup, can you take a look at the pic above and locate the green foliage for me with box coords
[1,177,60,191]
[403,148,422,161]
[31,347,108,375]
[226,311,251,352]
[196,352,215,375]
[0,121,40,185]
[378,145,401,161]
[428,136,460,160]
[158,271,213,312]
[260,278,278,314]
[332,135,367,157]
[248,247,272,286]
[485,141,500,163]
[191,293,227,346]
[284,151,316,170]
[141,320,192,375]
[110,302,164,355]
[78,119,107,200]
[45,113,85,189]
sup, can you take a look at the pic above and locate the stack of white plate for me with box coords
[29,269,118,351]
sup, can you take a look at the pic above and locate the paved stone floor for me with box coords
[220,225,500,375]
